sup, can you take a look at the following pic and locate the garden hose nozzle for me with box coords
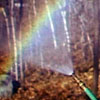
[72,74,98,100]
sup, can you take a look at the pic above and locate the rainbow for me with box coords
[21,0,62,49]
[0,0,64,78]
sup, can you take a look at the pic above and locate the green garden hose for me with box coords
[84,87,97,100]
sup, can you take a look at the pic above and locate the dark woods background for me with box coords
[0,0,100,99]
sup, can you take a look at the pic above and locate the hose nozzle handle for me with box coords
[72,74,97,100]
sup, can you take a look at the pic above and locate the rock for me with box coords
[12,80,21,94]
[0,74,12,97]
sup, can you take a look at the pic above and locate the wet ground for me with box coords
[0,65,100,100]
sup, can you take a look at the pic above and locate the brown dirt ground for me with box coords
[0,65,100,100]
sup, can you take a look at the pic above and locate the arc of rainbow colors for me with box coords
[21,0,63,49]
[0,0,64,79]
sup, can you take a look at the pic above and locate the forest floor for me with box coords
[0,65,100,100]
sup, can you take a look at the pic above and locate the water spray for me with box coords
[72,73,98,100]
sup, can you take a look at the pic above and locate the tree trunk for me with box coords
[45,0,58,49]
[93,0,100,95]
[10,0,18,80]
